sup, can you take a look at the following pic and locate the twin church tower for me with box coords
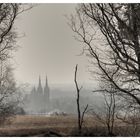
[24,76,50,114]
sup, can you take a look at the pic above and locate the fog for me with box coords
[22,81,103,115]
[14,4,96,86]
[13,4,101,115]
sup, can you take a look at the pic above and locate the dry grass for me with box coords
[0,115,137,136]
[0,115,95,136]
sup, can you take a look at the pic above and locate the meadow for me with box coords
[0,115,95,136]
[0,115,138,137]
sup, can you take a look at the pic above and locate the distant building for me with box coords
[24,76,50,114]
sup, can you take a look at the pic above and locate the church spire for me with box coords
[44,74,50,111]
[44,75,49,96]
[37,75,43,94]
[39,75,41,87]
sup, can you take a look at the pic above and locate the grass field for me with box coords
[0,115,95,136]
[0,115,137,137]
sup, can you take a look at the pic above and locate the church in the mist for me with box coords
[24,76,50,114]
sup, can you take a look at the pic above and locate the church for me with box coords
[24,76,50,114]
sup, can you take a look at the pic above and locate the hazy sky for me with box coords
[13,4,96,87]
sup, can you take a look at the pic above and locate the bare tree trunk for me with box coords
[74,64,89,134]
[74,64,81,133]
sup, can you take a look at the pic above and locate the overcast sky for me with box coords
[13,4,96,87]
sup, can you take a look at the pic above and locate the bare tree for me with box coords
[116,102,140,136]
[70,3,140,117]
[0,4,33,61]
[92,81,119,136]
[0,63,19,124]
[0,4,33,124]
[74,64,88,134]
